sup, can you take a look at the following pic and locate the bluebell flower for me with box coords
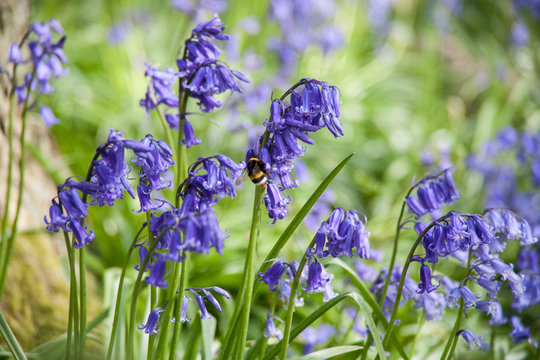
[511,20,529,47]
[180,119,202,148]
[456,329,489,351]
[263,313,283,340]
[186,287,230,319]
[138,307,164,336]
[509,316,537,347]
[179,210,227,255]
[145,256,169,288]
[413,291,446,321]
[257,261,288,291]
[311,208,371,259]
[39,106,60,127]
[178,155,243,213]
[417,264,439,294]
[446,285,479,308]
[303,261,331,294]
[44,200,69,232]
[8,44,22,64]
[475,299,507,325]
[475,277,501,297]
[264,182,291,225]
[405,169,459,218]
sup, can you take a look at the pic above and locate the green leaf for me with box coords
[348,293,386,360]
[289,346,363,360]
[328,259,409,360]
[183,316,202,360]
[263,293,350,360]
[0,310,27,360]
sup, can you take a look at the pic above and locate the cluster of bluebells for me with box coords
[140,15,248,146]
[44,130,171,248]
[258,207,372,342]
[254,79,343,223]
[139,155,242,290]
[139,286,230,335]
[468,128,540,310]
[4,19,68,127]
[405,169,460,219]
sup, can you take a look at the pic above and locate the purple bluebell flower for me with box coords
[181,119,202,148]
[311,208,371,259]
[264,182,291,224]
[180,295,191,323]
[303,260,331,294]
[446,285,479,308]
[263,313,283,340]
[509,316,536,346]
[138,307,164,336]
[184,287,229,320]
[178,155,243,214]
[44,199,69,232]
[475,277,501,297]
[413,291,446,321]
[8,44,22,64]
[257,261,288,291]
[405,169,459,217]
[39,106,60,127]
[456,329,489,351]
[145,256,169,288]
[475,299,507,325]
[417,264,439,294]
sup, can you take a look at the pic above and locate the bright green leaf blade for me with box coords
[263,293,350,360]
[183,316,202,360]
[328,258,409,360]
[289,345,363,360]
[0,310,27,360]
[349,293,386,360]
[220,152,355,360]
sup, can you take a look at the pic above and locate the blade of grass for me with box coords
[0,310,27,360]
[348,293,386,360]
[262,293,350,360]
[327,258,409,360]
[289,345,363,360]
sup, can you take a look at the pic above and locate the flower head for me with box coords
[138,307,164,336]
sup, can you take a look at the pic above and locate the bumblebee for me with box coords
[246,157,268,187]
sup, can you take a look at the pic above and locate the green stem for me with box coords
[65,233,80,359]
[154,262,181,360]
[279,238,316,360]
[106,224,147,360]
[79,247,87,358]
[234,185,265,360]
[0,72,33,298]
[0,94,16,274]
[64,231,78,360]
[148,286,157,360]
[441,250,472,360]
[153,101,175,151]
[126,233,160,360]
[168,252,189,360]
[175,90,190,208]
[382,213,452,348]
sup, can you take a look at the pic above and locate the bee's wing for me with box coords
[235,170,246,188]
